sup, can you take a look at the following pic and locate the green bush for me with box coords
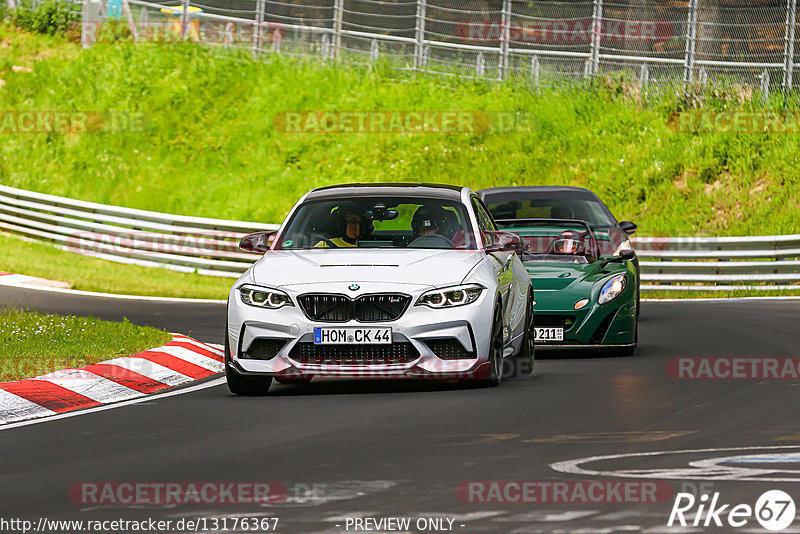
[11,1,79,36]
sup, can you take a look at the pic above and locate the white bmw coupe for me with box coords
[225,183,534,394]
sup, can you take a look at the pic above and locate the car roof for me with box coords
[307,182,466,201]
[478,186,600,198]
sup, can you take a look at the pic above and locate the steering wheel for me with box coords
[408,234,453,249]
[310,233,339,248]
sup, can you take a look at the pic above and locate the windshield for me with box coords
[484,191,617,228]
[503,221,599,263]
[277,196,477,250]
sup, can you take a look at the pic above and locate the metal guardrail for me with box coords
[0,185,797,290]
[633,235,800,291]
[0,185,276,278]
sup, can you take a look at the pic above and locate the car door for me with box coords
[471,196,519,343]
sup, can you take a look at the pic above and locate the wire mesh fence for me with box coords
[13,0,800,91]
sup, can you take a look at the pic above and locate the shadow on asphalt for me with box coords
[264,375,537,396]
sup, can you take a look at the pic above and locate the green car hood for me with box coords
[525,260,627,309]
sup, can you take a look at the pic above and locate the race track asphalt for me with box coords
[1,285,799,533]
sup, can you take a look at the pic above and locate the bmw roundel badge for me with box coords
[348,284,360,291]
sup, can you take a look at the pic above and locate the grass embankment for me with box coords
[0,23,798,298]
[0,308,171,381]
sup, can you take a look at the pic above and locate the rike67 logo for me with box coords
[669,490,796,531]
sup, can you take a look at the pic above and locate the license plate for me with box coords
[314,327,392,345]
[534,327,564,342]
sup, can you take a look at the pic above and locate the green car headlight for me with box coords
[239,285,294,309]
[416,284,484,309]
[598,274,627,305]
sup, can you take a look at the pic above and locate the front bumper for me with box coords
[533,292,636,348]
[227,284,495,379]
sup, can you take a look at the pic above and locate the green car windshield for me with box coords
[502,220,599,263]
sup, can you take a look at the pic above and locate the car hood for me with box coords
[525,261,602,290]
[251,249,484,290]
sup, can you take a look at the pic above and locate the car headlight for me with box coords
[598,274,627,305]
[416,284,484,308]
[239,285,294,309]
[612,239,633,257]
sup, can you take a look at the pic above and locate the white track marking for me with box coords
[97,357,194,386]
[0,377,225,431]
[551,445,800,482]
[142,346,224,372]
[3,274,797,304]
[30,369,144,403]
[0,388,57,425]
[0,282,226,303]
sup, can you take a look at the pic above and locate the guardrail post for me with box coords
[783,0,797,94]
[414,0,426,70]
[180,0,190,40]
[476,52,485,77]
[333,0,343,60]
[253,0,265,58]
[321,33,331,60]
[589,0,603,76]
[683,0,698,85]
[640,63,649,89]
[499,0,511,80]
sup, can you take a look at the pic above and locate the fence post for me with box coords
[683,0,698,85]
[499,0,511,80]
[333,0,343,60]
[121,0,137,42]
[7,0,16,10]
[414,0,426,70]
[81,0,106,48]
[531,55,540,86]
[180,0,190,40]
[640,63,649,89]
[253,0,265,58]
[783,0,797,94]
[370,38,379,62]
[476,52,485,77]
[589,0,603,76]
[761,69,770,101]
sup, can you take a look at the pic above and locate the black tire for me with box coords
[224,333,272,395]
[480,306,504,387]
[274,377,313,385]
[509,287,535,378]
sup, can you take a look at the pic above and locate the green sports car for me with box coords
[498,218,637,354]
[478,187,639,354]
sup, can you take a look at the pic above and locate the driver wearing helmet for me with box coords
[316,202,367,248]
[412,206,448,237]
[551,229,586,255]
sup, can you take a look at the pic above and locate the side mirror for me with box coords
[239,231,277,253]
[619,221,637,236]
[484,231,523,254]
[600,249,635,268]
